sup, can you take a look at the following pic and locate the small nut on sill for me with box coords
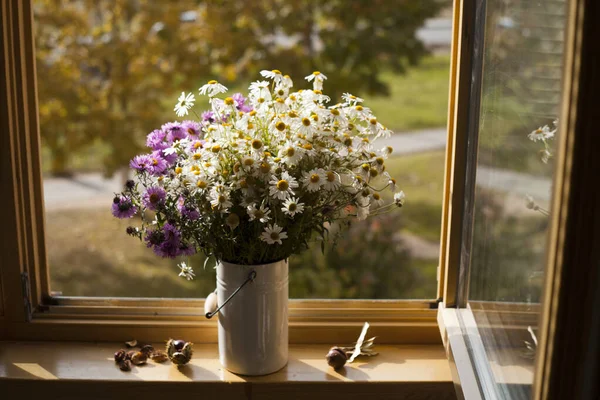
[150,350,169,363]
[131,351,148,366]
[166,339,194,366]
[114,349,127,363]
[140,344,154,356]
[326,346,347,370]
[119,359,132,372]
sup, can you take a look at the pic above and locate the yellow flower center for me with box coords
[197,180,207,189]
[218,195,227,204]
[313,71,321,76]
[330,109,340,116]
[313,90,322,95]
[373,193,381,201]
[260,162,271,173]
[286,147,295,157]
[240,179,248,189]
[272,69,282,75]
[277,89,285,96]
[243,158,254,166]
[326,171,336,182]
[370,168,378,177]
[194,141,203,149]
[224,97,234,105]
[310,174,320,183]
[211,145,221,153]
[258,97,265,103]
[288,203,297,211]
[276,121,286,131]
[193,153,202,160]
[152,158,159,166]
[187,128,196,136]
[288,111,298,118]
[252,139,263,150]
[355,105,363,111]
[175,167,183,174]
[302,118,311,126]
[303,143,313,150]
[149,193,159,203]
[270,232,279,240]
[376,157,384,165]
[361,164,370,172]
[369,118,377,125]
[249,110,257,116]
[277,180,289,191]
[276,98,284,104]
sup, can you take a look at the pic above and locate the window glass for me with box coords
[36,0,451,298]
[463,0,567,397]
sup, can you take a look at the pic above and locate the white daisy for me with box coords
[282,197,305,217]
[304,71,327,91]
[371,192,385,207]
[302,168,325,192]
[174,92,195,117]
[209,189,233,211]
[269,172,299,200]
[260,223,288,245]
[342,92,364,104]
[199,80,228,97]
[247,203,272,223]
[528,125,555,142]
[178,262,195,281]
[278,141,303,165]
[394,191,406,207]
[260,69,285,84]
[323,171,341,191]
[356,205,370,221]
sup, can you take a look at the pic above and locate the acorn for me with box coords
[140,344,154,356]
[114,349,126,363]
[150,350,169,363]
[326,346,347,370]
[119,359,132,371]
[131,351,147,366]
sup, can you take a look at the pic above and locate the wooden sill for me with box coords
[0,342,455,400]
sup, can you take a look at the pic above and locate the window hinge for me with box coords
[21,271,32,322]
[429,297,443,309]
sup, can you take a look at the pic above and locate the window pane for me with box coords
[463,0,567,397]
[36,0,451,299]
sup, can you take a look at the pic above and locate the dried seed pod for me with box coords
[125,350,136,361]
[125,339,138,348]
[326,346,347,370]
[166,339,193,365]
[131,351,147,366]
[119,359,132,371]
[114,349,126,363]
[140,345,154,355]
[150,350,169,363]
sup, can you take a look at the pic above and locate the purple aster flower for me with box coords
[201,111,215,123]
[181,120,202,139]
[149,152,168,176]
[130,154,154,173]
[178,242,196,256]
[177,196,200,220]
[156,148,178,166]
[162,122,186,143]
[232,93,253,113]
[111,195,137,219]
[142,186,166,211]
[146,129,168,151]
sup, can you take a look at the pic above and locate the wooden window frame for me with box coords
[0,0,454,345]
[438,0,600,399]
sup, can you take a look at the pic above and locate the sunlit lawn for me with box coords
[47,151,445,299]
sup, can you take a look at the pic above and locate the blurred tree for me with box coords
[35,0,441,175]
[35,0,208,176]
[203,0,441,100]
[289,214,424,299]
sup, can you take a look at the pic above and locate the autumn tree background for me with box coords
[34,0,441,176]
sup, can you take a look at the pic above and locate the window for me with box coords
[34,0,452,299]
[3,3,596,396]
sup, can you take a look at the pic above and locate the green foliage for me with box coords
[35,0,440,175]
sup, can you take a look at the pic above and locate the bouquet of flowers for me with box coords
[111,70,405,272]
